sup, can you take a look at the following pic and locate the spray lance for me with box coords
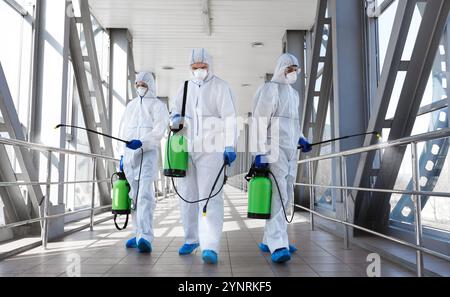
[163,81,228,217]
[246,131,381,223]
[298,131,382,151]
[55,124,143,231]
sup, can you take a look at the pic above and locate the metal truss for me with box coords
[391,21,450,223]
[353,0,450,231]
[296,0,332,206]
[68,0,115,205]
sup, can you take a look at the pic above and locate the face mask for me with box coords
[137,87,148,97]
[193,69,208,81]
[286,72,298,84]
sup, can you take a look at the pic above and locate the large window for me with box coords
[380,2,450,235]
[0,0,36,225]
[0,0,35,135]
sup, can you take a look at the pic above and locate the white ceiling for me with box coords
[89,0,317,115]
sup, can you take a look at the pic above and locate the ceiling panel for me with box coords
[89,0,317,115]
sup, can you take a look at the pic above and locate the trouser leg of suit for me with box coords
[195,153,224,253]
[262,159,296,253]
[178,157,200,245]
[129,178,156,243]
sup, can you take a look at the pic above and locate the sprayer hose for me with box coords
[167,130,228,206]
[268,171,295,224]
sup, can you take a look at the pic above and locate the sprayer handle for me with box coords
[170,124,184,133]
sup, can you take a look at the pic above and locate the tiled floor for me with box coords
[0,186,415,277]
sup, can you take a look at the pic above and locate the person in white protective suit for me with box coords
[251,53,312,263]
[119,71,169,253]
[170,48,237,264]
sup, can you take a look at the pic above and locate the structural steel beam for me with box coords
[329,0,368,230]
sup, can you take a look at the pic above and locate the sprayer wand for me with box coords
[298,131,381,150]
[55,124,130,145]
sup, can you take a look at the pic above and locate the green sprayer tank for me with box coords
[164,134,188,178]
[111,171,131,230]
[247,168,272,219]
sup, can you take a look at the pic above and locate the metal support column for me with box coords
[307,162,315,231]
[42,151,52,249]
[411,142,424,277]
[329,0,368,230]
[90,157,97,231]
[340,156,349,249]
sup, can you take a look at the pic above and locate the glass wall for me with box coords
[377,1,450,235]
[0,0,36,225]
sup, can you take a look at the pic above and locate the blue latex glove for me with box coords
[119,155,124,172]
[255,155,269,169]
[171,114,183,130]
[126,140,143,150]
[299,137,312,153]
[224,147,236,166]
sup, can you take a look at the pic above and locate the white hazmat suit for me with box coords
[252,53,302,253]
[119,72,169,244]
[172,49,237,254]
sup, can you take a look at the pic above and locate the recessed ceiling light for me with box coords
[251,42,264,48]
[162,66,174,70]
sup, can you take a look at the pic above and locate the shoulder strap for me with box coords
[181,81,189,118]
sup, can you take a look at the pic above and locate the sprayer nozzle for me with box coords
[376,133,382,140]
[55,124,61,130]
[202,212,207,217]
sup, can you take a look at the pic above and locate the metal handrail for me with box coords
[0,136,119,161]
[0,179,111,187]
[293,203,450,262]
[0,136,120,249]
[297,128,450,164]
[295,128,450,277]
[0,205,112,230]
[0,135,174,251]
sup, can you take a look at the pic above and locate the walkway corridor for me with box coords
[0,186,414,277]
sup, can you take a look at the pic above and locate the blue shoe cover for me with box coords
[271,248,291,264]
[289,245,298,253]
[259,243,298,254]
[179,243,199,255]
[258,243,270,253]
[202,250,218,264]
[137,238,152,253]
[125,237,137,249]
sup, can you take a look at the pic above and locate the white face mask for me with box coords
[286,72,298,84]
[193,69,208,81]
[136,86,148,97]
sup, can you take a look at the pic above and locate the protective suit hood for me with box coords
[135,71,157,98]
[189,48,215,84]
[271,53,299,84]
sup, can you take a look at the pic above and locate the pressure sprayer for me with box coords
[55,124,143,230]
[246,131,381,223]
[163,81,228,216]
